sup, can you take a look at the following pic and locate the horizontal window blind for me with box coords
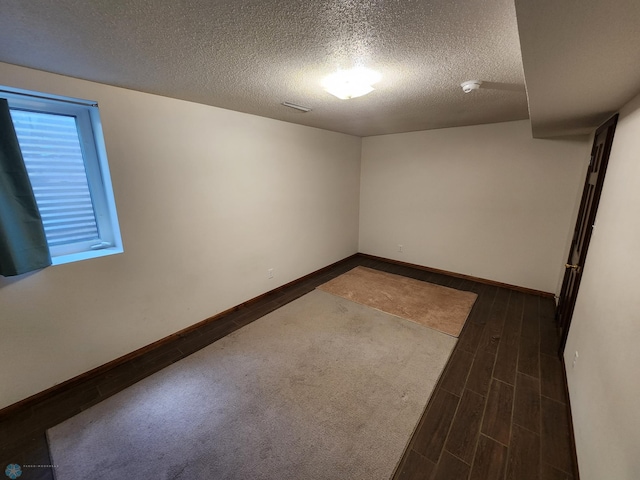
[10,109,100,247]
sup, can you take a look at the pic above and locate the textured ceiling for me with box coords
[515,0,640,138]
[0,0,529,137]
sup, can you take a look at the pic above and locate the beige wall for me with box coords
[359,120,591,293]
[0,63,362,409]
[564,93,640,480]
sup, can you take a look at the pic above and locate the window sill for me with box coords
[51,247,124,266]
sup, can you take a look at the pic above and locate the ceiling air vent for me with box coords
[282,101,312,113]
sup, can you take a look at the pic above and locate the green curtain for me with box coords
[0,98,51,276]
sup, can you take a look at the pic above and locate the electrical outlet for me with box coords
[398,244,403,253]
[572,351,579,368]
[268,268,274,279]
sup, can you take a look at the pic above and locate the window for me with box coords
[3,87,122,265]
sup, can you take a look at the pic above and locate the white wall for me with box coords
[564,93,640,480]
[0,63,361,409]
[359,120,590,293]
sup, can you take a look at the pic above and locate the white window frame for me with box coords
[2,86,123,265]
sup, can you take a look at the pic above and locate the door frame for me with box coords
[557,114,618,355]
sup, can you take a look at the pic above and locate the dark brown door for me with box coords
[557,114,618,354]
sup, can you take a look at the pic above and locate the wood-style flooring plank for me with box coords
[493,292,524,385]
[432,451,471,480]
[481,379,514,446]
[492,335,519,386]
[0,407,34,450]
[513,373,541,434]
[439,348,474,396]
[539,299,561,356]
[444,389,486,463]
[0,434,54,480]
[412,388,460,463]
[521,295,540,339]
[518,332,540,379]
[469,434,508,480]
[457,279,480,295]
[539,324,561,356]
[477,288,510,355]
[541,462,574,480]
[540,354,567,404]
[395,450,436,480]
[465,349,496,398]
[541,396,573,474]
[506,424,540,480]
[469,285,497,327]
[28,385,102,434]
[457,322,485,355]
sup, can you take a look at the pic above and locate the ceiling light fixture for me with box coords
[461,80,483,93]
[322,67,381,100]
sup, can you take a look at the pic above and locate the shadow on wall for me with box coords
[0,269,43,289]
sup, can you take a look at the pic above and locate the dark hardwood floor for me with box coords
[0,255,576,479]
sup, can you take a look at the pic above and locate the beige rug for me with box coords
[317,266,477,337]
[48,290,456,480]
